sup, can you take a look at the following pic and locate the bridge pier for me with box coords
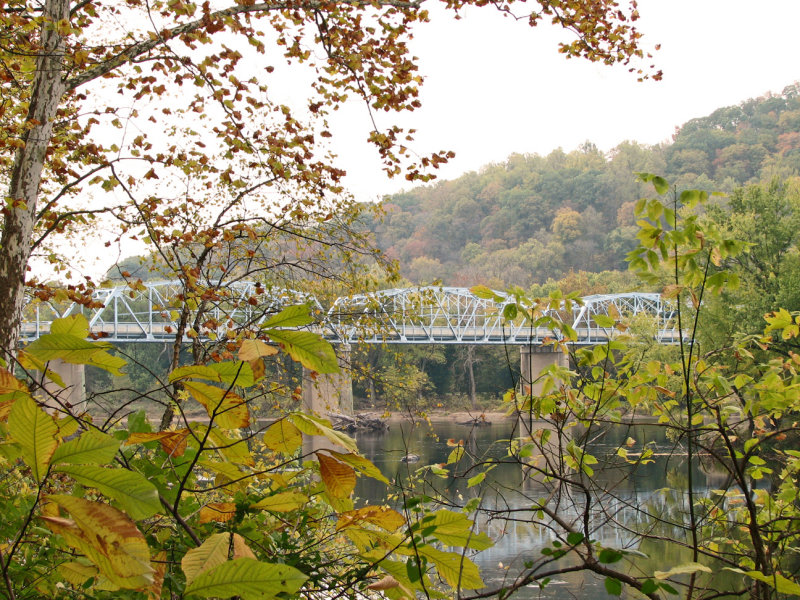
[519,346,569,397]
[518,346,569,441]
[39,359,86,411]
[302,344,353,417]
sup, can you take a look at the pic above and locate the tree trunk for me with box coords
[466,345,477,410]
[0,0,70,361]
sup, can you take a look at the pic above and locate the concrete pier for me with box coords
[302,344,353,417]
[40,359,86,411]
[518,346,569,441]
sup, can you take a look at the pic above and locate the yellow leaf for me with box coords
[9,395,58,481]
[262,419,302,455]
[58,561,98,586]
[198,502,237,524]
[289,412,358,453]
[317,453,356,499]
[197,460,249,493]
[43,495,154,589]
[181,533,229,586]
[251,491,308,512]
[204,426,254,467]
[17,350,65,387]
[238,339,278,361]
[184,381,250,429]
[0,369,28,396]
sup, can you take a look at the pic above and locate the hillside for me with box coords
[370,82,800,288]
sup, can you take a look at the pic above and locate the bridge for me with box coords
[21,281,679,345]
[21,282,681,415]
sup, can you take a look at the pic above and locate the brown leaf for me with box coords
[367,575,400,591]
[317,453,356,499]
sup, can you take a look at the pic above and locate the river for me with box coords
[351,417,721,599]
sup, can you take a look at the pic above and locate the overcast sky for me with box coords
[331,0,800,203]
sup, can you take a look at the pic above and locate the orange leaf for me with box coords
[337,506,405,532]
[160,429,191,457]
[198,502,236,524]
[149,551,167,600]
[317,453,356,499]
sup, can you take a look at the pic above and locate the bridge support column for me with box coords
[39,359,86,411]
[518,347,569,440]
[302,344,352,417]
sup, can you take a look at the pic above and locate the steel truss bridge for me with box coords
[20,282,680,346]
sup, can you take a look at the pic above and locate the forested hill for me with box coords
[370,82,800,289]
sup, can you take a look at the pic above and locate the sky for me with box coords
[48,0,800,280]
[330,0,800,203]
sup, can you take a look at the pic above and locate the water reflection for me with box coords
[354,418,715,599]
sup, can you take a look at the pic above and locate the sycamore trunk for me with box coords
[0,0,69,360]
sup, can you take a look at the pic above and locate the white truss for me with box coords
[20,281,320,343]
[327,287,680,345]
[21,283,680,345]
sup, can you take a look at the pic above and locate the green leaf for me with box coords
[251,492,309,512]
[417,546,483,590]
[604,577,622,596]
[83,350,127,376]
[26,334,124,374]
[262,304,314,328]
[470,285,498,300]
[598,548,623,564]
[8,395,58,481]
[51,429,120,466]
[264,329,338,373]
[725,569,800,595]
[652,176,669,195]
[447,447,464,465]
[641,579,658,595]
[184,558,307,599]
[50,314,90,338]
[566,532,584,546]
[169,362,255,388]
[467,472,485,487]
[593,314,615,327]
[54,465,161,520]
[503,303,518,320]
[422,510,493,550]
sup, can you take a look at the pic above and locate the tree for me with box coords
[447,176,800,600]
[0,0,658,362]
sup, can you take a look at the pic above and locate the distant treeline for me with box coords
[369,82,800,288]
